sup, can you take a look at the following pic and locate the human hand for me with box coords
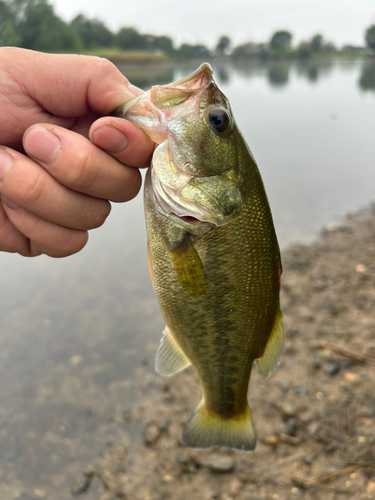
[0,47,154,257]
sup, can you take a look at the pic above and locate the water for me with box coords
[0,59,374,498]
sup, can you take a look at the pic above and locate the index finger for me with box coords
[2,47,137,117]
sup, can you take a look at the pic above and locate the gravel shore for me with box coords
[72,204,375,500]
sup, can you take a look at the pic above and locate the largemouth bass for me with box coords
[115,64,283,452]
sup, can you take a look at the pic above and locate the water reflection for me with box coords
[267,62,289,87]
[358,61,375,92]
[117,63,174,90]
[215,65,230,84]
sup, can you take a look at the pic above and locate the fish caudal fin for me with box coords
[256,306,284,380]
[155,326,191,376]
[183,401,256,452]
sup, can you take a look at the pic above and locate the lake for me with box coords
[0,58,374,499]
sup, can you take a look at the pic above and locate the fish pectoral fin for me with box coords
[183,401,256,452]
[170,239,207,296]
[155,326,191,377]
[255,306,284,380]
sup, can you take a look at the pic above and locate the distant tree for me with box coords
[177,43,211,59]
[310,34,323,52]
[0,0,20,45]
[9,0,81,51]
[295,41,312,59]
[0,19,21,45]
[216,35,230,55]
[365,24,375,50]
[71,14,114,49]
[231,42,261,58]
[270,30,292,51]
[144,34,175,55]
[115,27,147,50]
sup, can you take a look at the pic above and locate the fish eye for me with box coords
[208,108,230,133]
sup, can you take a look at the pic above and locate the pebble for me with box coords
[279,402,297,419]
[277,379,290,390]
[200,454,235,473]
[69,355,83,366]
[366,481,375,496]
[295,385,308,395]
[323,362,340,376]
[71,472,93,496]
[284,418,298,436]
[303,456,314,466]
[344,372,359,382]
[262,434,279,446]
[144,423,161,445]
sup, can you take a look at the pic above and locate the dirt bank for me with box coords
[73,205,375,500]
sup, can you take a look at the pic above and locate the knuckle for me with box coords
[65,149,96,189]
[20,172,48,206]
[79,199,111,230]
[88,200,111,229]
[53,231,88,257]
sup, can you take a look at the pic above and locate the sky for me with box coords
[51,0,375,49]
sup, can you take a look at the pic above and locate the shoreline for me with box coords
[71,203,375,500]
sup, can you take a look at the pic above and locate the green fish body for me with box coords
[115,64,283,451]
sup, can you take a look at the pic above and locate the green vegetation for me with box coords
[0,0,374,62]
[365,24,375,50]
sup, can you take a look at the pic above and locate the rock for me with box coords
[200,454,235,473]
[295,385,308,395]
[159,419,170,432]
[229,478,243,496]
[284,418,298,436]
[71,470,94,496]
[262,434,279,446]
[279,434,300,446]
[303,456,314,466]
[344,372,359,382]
[144,423,161,445]
[323,362,340,376]
[277,379,290,390]
[278,402,298,419]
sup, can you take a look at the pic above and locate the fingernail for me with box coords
[1,194,18,209]
[0,150,13,181]
[92,125,128,153]
[24,127,61,164]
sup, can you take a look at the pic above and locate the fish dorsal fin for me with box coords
[170,240,207,296]
[255,307,284,380]
[155,326,191,376]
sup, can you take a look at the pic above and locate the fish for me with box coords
[114,63,283,452]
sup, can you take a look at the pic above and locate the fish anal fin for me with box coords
[170,240,207,296]
[183,401,256,452]
[155,326,191,377]
[255,307,284,380]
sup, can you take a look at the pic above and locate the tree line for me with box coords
[0,0,374,59]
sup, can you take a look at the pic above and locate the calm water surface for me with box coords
[0,59,374,498]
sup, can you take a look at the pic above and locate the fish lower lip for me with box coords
[179,215,201,224]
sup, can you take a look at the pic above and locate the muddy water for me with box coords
[0,59,374,499]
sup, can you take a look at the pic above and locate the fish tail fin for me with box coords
[183,400,256,452]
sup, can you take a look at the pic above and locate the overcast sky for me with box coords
[52,0,375,48]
